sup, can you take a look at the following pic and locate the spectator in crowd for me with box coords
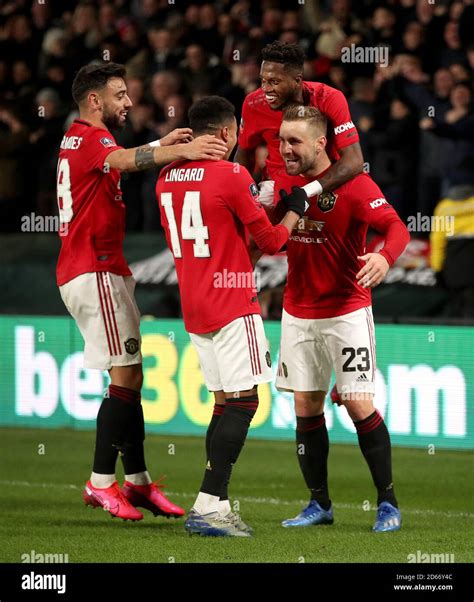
[349,77,376,159]
[30,87,64,217]
[0,105,30,231]
[399,66,454,217]
[127,25,183,78]
[116,18,145,63]
[421,83,474,195]
[148,70,182,123]
[439,20,467,68]
[362,97,418,220]
[367,6,399,51]
[193,3,223,57]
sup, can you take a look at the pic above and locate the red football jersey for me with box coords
[56,119,130,286]
[156,160,265,334]
[274,171,406,319]
[238,81,359,181]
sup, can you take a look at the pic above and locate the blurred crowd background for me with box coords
[0,0,473,234]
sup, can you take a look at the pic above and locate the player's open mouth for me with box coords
[265,94,277,104]
[119,111,128,121]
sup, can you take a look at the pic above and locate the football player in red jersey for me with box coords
[236,41,364,207]
[156,96,307,536]
[274,106,410,532]
[57,62,228,521]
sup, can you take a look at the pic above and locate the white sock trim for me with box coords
[90,472,116,488]
[193,492,220,516]
[125,471,152,486]
[218,499,232,516]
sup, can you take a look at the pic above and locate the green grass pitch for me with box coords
[1,427,473,563]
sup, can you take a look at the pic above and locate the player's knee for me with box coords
[343,394,375,422]
[294,391,325,416]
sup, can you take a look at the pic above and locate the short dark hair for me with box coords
[188,95,235,134]
[261,41,305,71]
[282,105,327,136]
[72,61,126,105]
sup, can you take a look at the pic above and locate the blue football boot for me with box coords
[373,501,401,532]
[282,500,334,527]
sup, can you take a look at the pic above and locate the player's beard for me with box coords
[276,85,302,110]
[287,152,316,176]
[102,107,125,130]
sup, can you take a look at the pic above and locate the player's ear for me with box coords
[221,126,229,143]
[88,91,102,111]
[316,135,327,152]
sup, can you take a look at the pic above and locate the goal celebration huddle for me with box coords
[56,42,409,537]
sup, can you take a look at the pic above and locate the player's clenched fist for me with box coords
[182,134,228,161]
[356,253,390,288]
[160,128,194,146]
[279,186,309,217]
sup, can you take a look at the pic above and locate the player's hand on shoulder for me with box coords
[279,186,309,217]
[183,134,228,161]
[160,128,194,146]
[356,253,390,289]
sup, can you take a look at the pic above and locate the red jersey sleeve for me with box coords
[238,95,264,150]
[318,86,359,150]
[246,215,288,255]
[84,129,123,172]
[351,176,410,265]
[224,166,266,224]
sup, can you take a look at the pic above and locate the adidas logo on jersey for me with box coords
[356,373,369,382]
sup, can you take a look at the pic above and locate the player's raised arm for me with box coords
[315,142,364,193]
[106,134,227,173]
[308,87,364,196]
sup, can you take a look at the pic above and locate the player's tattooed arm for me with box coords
[106,136,227,172]
[134,145,155,170]
[317,142,364,191]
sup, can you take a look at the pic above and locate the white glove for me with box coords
[258,180,275,207]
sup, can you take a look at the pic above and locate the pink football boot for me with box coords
[83,480,143,521]
[122,478,185,518]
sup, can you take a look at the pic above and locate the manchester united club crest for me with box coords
[317,192,337,213]
[124,338,139,355]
